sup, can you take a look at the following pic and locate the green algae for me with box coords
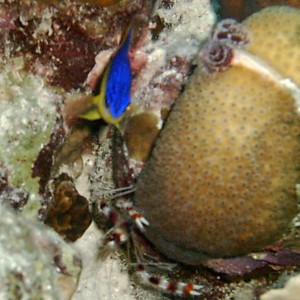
[0,61,61,199]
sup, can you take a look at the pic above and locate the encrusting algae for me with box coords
[134,6,300,264]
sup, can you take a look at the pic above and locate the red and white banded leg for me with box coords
[104,222,129,249]
[99,200,118,224]
[97,198,148,246]
[96,200,130,249]
[136,264,203,296]
[116,199,149,231]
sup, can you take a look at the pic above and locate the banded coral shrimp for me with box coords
[81,128,202,298]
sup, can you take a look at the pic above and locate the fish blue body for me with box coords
[81,29,132,127]
[106,30,132,119]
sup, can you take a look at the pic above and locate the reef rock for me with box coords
[0,203,81,300]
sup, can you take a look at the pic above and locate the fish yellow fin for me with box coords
[80,106,102,120]
[80,69,107,121]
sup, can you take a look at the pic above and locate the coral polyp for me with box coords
[134,6,300,264]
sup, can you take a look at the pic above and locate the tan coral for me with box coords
[243,6,300,85]
[134,48,300,263]
[123,112,160,162]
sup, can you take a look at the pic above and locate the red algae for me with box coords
[0,0,146,90]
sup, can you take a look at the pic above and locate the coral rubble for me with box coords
[0,203,81,300]
[261,274,300,300]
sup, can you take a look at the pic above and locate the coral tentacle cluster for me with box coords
[134,6,300,264]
